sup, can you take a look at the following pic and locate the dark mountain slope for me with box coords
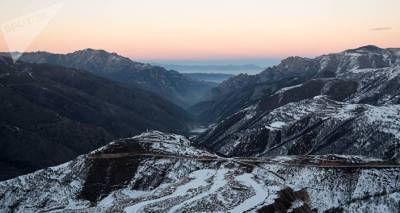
[6,49,216,107]
[0,56,191,180]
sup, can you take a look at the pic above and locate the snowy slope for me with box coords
[1,131,399,212]
[191,45,400,122]
[195,45,400,159]
[196,96,400,159]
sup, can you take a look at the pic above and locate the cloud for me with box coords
[369,27,392,31]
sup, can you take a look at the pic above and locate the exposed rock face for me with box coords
[0,56,191,180]
[5,49,215,107]
[1,131,399,212]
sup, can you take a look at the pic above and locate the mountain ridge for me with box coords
[1,49,216,108]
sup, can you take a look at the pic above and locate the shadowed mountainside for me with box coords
[0,56,192,180]
[3,49,216,108]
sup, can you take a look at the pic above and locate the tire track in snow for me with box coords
[167,169,228,213]
[124,169,227,213]
[229,173,269,212]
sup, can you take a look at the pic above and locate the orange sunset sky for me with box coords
[0,0,399,62]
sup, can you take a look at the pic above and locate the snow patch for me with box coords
[266,121,287,130]
[274,84,303,95]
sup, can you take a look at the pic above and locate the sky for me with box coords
[0,0,399,65]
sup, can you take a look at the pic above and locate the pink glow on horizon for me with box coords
[1,0,399,60]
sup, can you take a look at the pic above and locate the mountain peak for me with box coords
[68,48,134,65]
[72,48,112,56]
[275,56,317,74]
[280,56,312,64]
[346,45,383,53]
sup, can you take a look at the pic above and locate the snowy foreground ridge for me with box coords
[1,131,399,212]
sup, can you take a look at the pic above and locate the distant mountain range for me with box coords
[183,73,235,83]
[159,64,264,75]
[0,55,192,180]
[1,49,216,108]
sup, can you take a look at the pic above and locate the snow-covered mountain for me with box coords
[1,131,399,212]
[190,45,400,122]
[194,45,400,160]
[196,96,400,159]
